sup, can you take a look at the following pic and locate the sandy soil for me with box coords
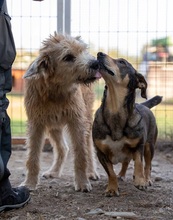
[0,141,173,220]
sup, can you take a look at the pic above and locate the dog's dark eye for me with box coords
[119,60,126,65]
[63,54,76,62]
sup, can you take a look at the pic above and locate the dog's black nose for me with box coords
[97,52,106,58]
[90,60,99,70]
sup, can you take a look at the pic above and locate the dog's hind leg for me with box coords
[133,150,147,190]
[118,160,130,181]
[86,130,100,181]
[144,142,153,186]
[20,123,45,190]
[42,128,69,179]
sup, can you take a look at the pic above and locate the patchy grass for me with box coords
[6,92,173,139]
[153,104,173,140]
[7,94,26,137]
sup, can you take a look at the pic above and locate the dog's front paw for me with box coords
[134,177,147,190]
[74,179,92,192]
[117,174,126,181]
[20,180,37,191]
[146,178,153,186]
[105,176,119,196]
[42,171,60,179]
[88,171,100,181]
[105,187,120,197]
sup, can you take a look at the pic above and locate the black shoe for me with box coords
[0,186,31,212]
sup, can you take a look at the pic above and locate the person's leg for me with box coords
[0,120,4,180]
[1,112,11,167]
[0,108,13,183]
[0,0,34,212]
[0,69,30,213]
[0,67,12,181]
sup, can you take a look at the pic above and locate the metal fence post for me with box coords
[57,0,71,35]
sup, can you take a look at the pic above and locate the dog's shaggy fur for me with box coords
[92,52,162,196]
[21,33,101,192]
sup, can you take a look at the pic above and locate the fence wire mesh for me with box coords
[7,0,173,140]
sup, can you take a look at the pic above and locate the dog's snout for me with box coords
[97,52,106,58]
[90,60,99,70]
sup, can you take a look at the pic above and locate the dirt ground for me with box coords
[0,141,173,220]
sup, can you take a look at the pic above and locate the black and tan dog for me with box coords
[92,52,162,197]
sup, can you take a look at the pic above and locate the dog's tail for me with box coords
[141,95,163,109]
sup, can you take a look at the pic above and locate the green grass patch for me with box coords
[6,92,173,140]
[10,120,27,137]
[94,80,104,100]
[7,94,27,137]
[153,105,173,140]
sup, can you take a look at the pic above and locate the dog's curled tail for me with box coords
[141,95,163,109]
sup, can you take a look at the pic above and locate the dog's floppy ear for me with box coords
[75,36,81,41]
[23,59,38,78]
[75,36,88,48]
[23,55,50,78]
[135,72,147,99]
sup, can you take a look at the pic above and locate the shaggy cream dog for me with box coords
[21,33,101,192]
